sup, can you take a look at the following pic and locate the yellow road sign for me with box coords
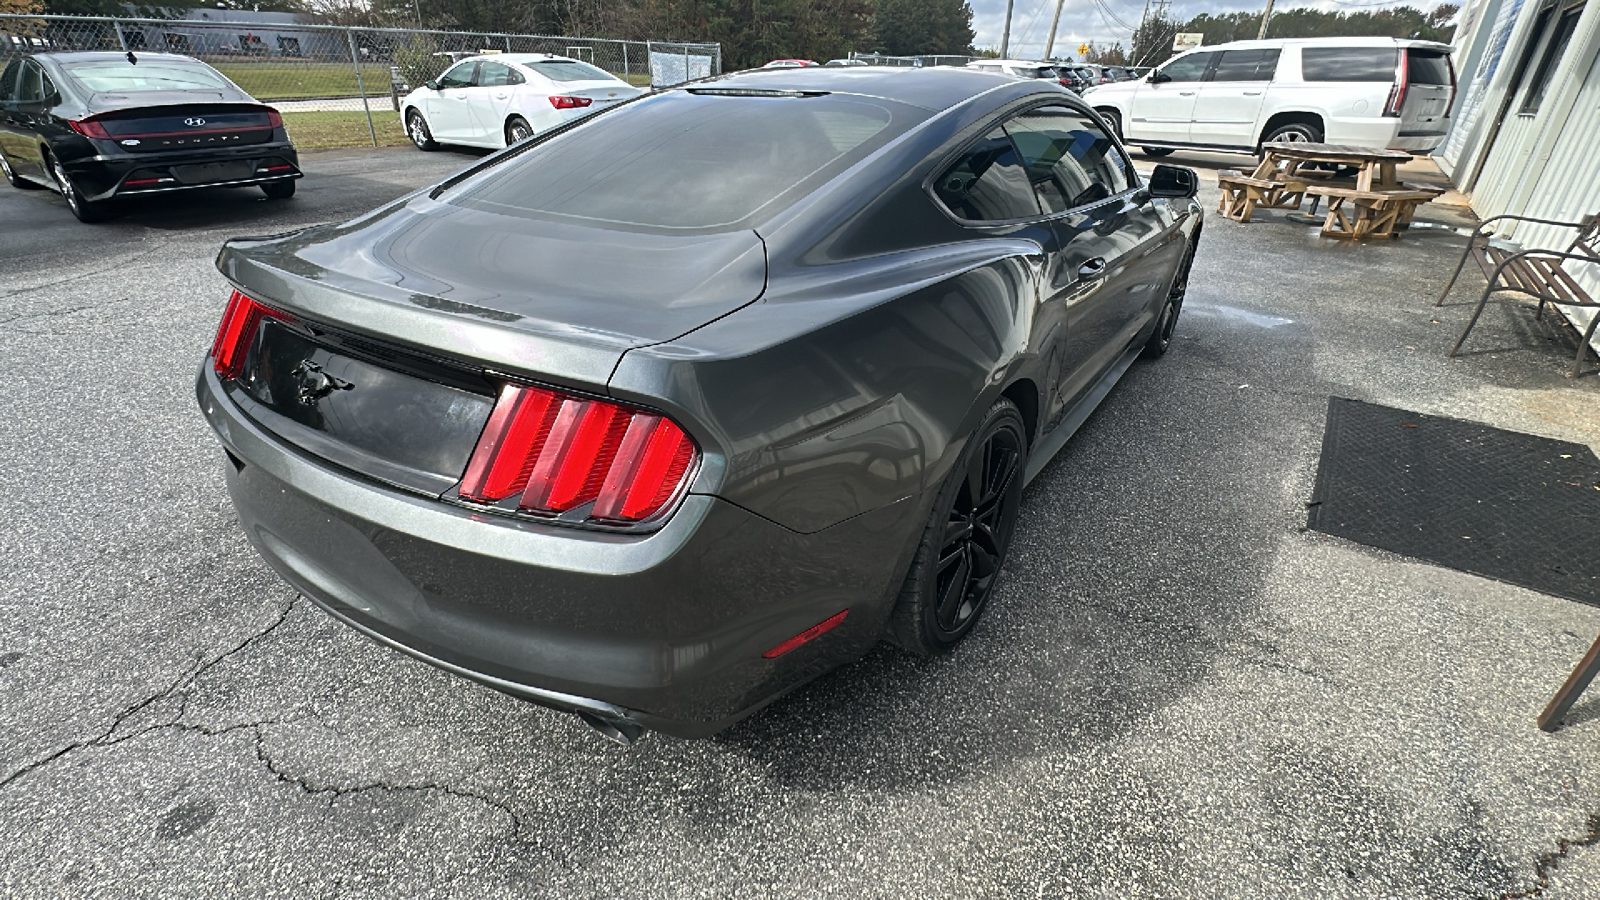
[1078,43,1090,56]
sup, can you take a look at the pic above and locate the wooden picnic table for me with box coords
[1250,142,1414,193]
[1215,142,1440,239]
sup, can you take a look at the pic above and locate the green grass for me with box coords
[281,110,410,150]
[214,62,369,100]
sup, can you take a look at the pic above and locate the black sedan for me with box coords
[196,66,1202,743]
[0,51,301,222]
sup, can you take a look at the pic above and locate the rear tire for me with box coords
[1,151,41,189]
[888,398,1028,657]
[1261,119,1323,148]
[49,153,107,223]
[261,180,296,200]
[505,116,534,145]
[406,110,438,151]
[1144,228,1199,359]
[1139,147,1175,157]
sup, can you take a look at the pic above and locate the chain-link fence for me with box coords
[1,13,719,149]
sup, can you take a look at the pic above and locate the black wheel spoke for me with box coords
[935,548,971,629]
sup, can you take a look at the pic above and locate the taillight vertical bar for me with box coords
[460,384,561,502]
[1385,50,1409,117]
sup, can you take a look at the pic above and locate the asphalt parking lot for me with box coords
[4,146,1600,899]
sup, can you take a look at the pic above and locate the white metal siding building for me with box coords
[1437,0,1600,348]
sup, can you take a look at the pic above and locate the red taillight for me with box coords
[265,107,283,128]
[549,95,593,110]
[763,610,849,659]
[210,290,289,380]
[1384,51,1410,117]
[459,383,698,525]
[68,118,111,139]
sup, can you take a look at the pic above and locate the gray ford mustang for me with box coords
[197,66,1202,743]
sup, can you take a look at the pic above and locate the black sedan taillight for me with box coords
[460,383,698,525]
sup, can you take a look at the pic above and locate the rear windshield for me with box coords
[62,59,232,92]
[529,60,615,83]
[1301,47,1399,82]
[1407,50,1452,84]
[449,91,925,231]
[1025,67,1056,79]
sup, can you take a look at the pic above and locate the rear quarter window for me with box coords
[1301,47,1399,82]
[1407,50,1452,85]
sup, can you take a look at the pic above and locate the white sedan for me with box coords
[401,54,643,151]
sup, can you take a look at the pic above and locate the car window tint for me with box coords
[1210,49,1280,82]
[1301,47,1398,82]
[15,61,42,104]
[1004,107,1130,213]
[1407,50,1452,85]
[451,92,925,230]
[1158,52,1214,83]
[438,61,477,88]
[933,127,1040,221]
[478,61,515,87]
[530,60,614,82]
[39,71,56,101]
[0,61,22,102]
[61,60,230,93]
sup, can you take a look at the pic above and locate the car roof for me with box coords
[461,53,591,67]
[1180,36,1452,52]
[969,59,1056,67]
[701,66,1047,110]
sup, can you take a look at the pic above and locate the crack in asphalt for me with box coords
[248,722,526,837]
[0,596,297,790]
[0,245,162,301]
[1499,812,1600,899]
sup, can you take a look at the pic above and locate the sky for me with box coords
[970,0,1451,59]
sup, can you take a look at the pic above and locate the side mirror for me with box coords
[1148,164,1198,199]
[1148,71,1169,84]
[424,80,440,91]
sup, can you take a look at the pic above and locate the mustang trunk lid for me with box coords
[214,197,766,493]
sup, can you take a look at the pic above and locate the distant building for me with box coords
[118,9,326,59]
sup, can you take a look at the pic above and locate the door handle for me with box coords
[1243,90,1263,96]
[1078,258,1108,279]
[494,93,508,99]
[1178,91,1196,96]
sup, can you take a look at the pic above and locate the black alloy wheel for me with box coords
[506,116,534,145]
[1144,229,1199,358]
[407,110,438,151]
[1100,110,1123,142]
[50,154,106,223]
[1,151,41,190]
[890,397,1028,656]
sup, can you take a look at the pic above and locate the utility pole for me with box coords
[1043,0,1067,60]
[1256,0,1274,39]
[1000,0,1015,58]
[1134,0,1152,60]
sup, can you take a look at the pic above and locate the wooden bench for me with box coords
[1217,169,1284,223]
[1303,185,1440,240]
[1436,213,1600,376]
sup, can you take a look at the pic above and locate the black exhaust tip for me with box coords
[576,710,645,747]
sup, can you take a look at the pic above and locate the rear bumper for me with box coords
[1324,116,1445,153]
[196,366,920,738]
[62,141,301,201]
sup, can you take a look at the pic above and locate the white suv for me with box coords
[1084,37,1455,157]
